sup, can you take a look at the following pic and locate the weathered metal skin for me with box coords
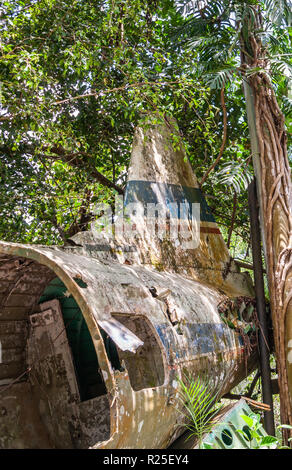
[0,119,256,449]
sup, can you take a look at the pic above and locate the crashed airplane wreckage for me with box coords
[0,119,258,449]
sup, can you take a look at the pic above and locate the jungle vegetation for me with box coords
[0,0,292,439]
[1,0,290,248]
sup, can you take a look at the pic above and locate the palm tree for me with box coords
[174,0,292,441]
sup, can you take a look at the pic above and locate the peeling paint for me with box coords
[138,420,144,433]
[102,371,108,382]
[0,120,257,449]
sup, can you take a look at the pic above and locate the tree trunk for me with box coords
[241,20,292,439]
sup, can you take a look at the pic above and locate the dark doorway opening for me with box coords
[39,277,106,401]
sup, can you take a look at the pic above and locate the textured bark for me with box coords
[242,27,292,438]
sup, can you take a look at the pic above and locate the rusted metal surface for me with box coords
[0,119,257,449]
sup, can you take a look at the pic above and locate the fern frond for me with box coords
[176,0,228,21]
[217,159,253,193]
[282,96,292,117]
[263,0,292,27]
[270,58,292,79]
[177,374,223,445]
[204,68,236,89]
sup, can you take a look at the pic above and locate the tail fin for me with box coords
[124,117,253,297]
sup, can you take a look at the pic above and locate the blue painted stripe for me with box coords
[124,180,215,223]
[155,323,242,360]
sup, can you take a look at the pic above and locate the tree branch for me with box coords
[53,80,189,106]
[48,146,124,194]
[234,259,266,274]
[0,143,124,194]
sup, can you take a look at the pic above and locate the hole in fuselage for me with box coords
[110,313,165,391]
[0,256,111,448]
[39,277,107,402]
[29,276,111,447]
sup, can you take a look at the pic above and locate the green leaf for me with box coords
[201,442,213,449]
[240,414,254,428]
[260,435,278,446]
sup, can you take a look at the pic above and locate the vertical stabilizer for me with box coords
[124,117,253,297]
